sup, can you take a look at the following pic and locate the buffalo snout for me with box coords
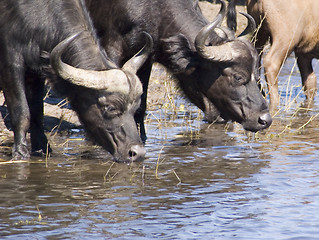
[258,112,272,129]
[128,144,146,162]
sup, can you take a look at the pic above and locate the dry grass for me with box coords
[145,2,319,145]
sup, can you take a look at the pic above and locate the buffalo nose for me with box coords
[128,144,146,162]
[258,112,272,128]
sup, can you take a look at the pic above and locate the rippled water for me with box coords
[1,56,319,239]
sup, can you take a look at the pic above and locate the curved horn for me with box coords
[238,12,256,40]
[195,0,237,62]
[50,32,130,95]
[100,50,118,70]
[122,31,153,73]
[195,0,226,49]
[215,27,235,40]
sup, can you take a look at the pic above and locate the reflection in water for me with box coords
[1,58,319,239]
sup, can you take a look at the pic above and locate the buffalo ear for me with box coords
[159,34,195,73]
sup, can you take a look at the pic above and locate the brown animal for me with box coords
[228,0,319,110]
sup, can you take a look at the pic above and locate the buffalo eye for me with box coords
[232,74,249,86]
[104,105,116,113]
[98,96,119,117]
[234,75,243,82]
[102,104,119,117]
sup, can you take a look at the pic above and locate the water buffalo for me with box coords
[86,0,272,141]
[0,0,152,162]
[228,0,319,110]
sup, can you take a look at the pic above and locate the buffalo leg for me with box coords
[296,53,317,104]
[254,28,269,95]
[1,69,30,159]
[25,75,51,156]
[135,59,152,143]
[200,95,222,123]
[263,42,292,111]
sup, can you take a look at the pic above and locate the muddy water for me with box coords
[1,57,319,239]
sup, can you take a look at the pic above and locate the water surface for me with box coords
[1,57,319,240]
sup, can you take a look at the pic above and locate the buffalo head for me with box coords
[162,0,271,132]
[50,32,153,162]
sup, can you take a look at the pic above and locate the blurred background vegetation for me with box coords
[200,0,245,5]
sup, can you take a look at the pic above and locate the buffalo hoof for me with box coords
[140,134,147,144]
[205,113,226,124]
[31,144,52,157]
[12,144,30,160]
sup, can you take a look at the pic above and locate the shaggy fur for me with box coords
[0,0,145,162]
[86,0,272,137]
